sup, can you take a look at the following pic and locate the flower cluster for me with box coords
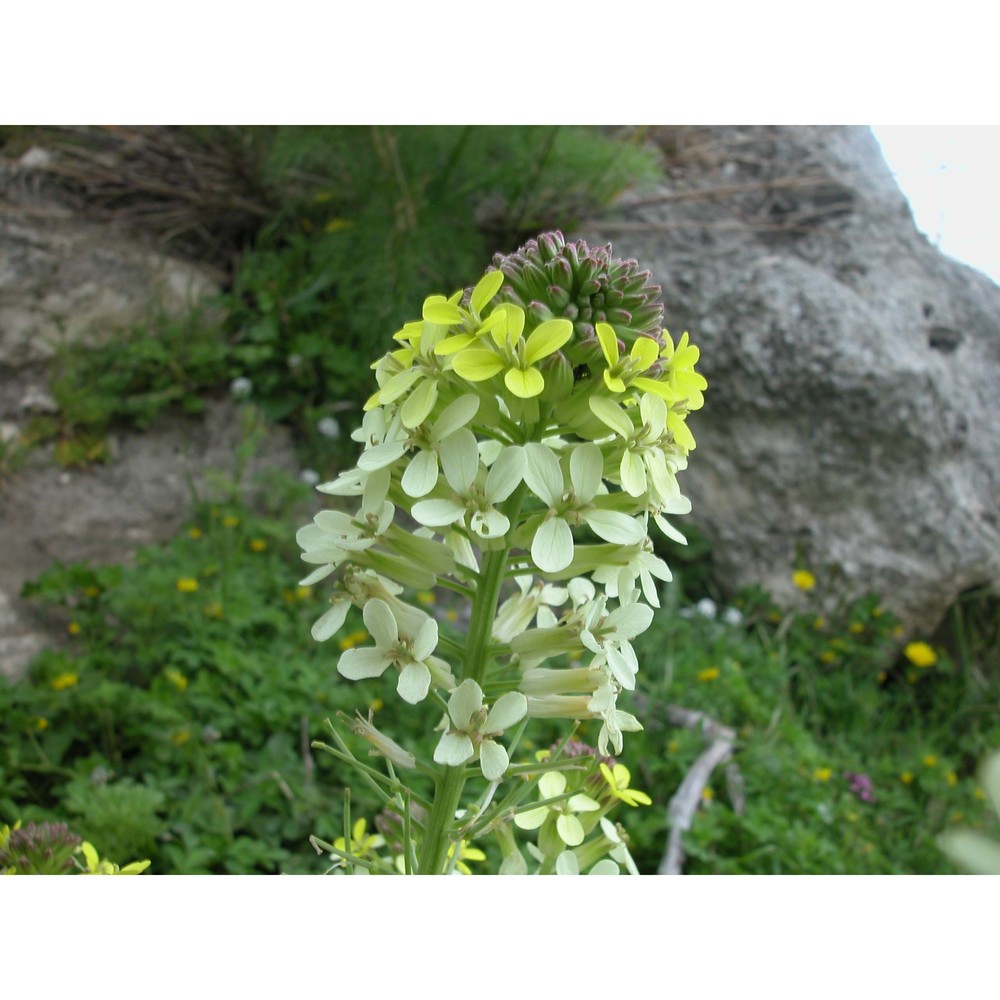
[296,232,705,873]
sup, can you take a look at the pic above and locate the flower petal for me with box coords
[524,318,573,365]
[311,601,349,642]
[448,678,484,729]
[595,322,620,366]
[439,428,479,493]
[401,449,440,498]
[397,661,431,704]
[504,366,545,399]
[470,270,504,315]
[556,813,585,847]
[583,509,644,545]
[363,598,398,648]
[569,443,603,503]
[485,446,526,503]
[484,691,528,732]
[433,732,475,767]
[400,376,438,429]
[532,517,575,573]
[338,647,389,680]
[523,443,564,506]
[452,349,505,382]
[479,739,510,781]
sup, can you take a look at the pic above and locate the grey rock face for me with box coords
[582,126,1000,633]
[0,161,297,680]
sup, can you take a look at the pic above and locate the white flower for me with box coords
[523,442,644,573]
[400,395,480,498]
[411,433,525,540]
[337,598,442,704]
[492,575,569,643]
[696,597,718,619]
[513,770,601,847]
[555,851,619,875]
[299,468,321,486]
[317,416,341,439]
[592,537,672,607]
[433,679,527,780]
[230,376,252,398]
[580,597,654,690]
[722,606,744,627]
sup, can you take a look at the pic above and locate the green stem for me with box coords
[416,486,526,874]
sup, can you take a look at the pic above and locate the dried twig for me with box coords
[659,705,741,875]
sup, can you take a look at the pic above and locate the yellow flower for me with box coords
[946,771,958,787]
[667,740,680,754]
[701,787,714,803]
[165,668,188,693]
[83,585,101,598]
[975,787,985,801]
[903,641,936,668]
[222,515,240,528]
[871,606,885,618]
[334,818,384,862]
[813,767,833,782]
[446,840,486,875]
[369,698,384,712]
[249,538,268,553]
[923,754,938,768]
[171,729,191,746]
[79,842,150,875]
[51,672,78,692]
[792,569,816,591]
[67,621,81,635]
[445,609,458,623]
[812,616,827,630]
[819,650,838,664]
[849,622,864,635]
[187,527,203,540]
[599,762,653,807]
[35,717,49,731]
[900,771,914,785]
[416,590,436,605]
[697,666,720,682]
[338,629,369,651]
[176,577,199,593]
[877,671,887,684]
[296,585,313,600]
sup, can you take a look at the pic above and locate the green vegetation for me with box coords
[3,474,998,872]
[4,126,998,873]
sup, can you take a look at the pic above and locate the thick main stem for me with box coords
[417,488,526,874]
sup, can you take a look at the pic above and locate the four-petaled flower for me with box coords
[337,598,444,704]
[433,679,527,780]
[514,770,601,847]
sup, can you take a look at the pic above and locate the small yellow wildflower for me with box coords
[792,569,816,591]
[79,842,150,875]
[600,762,653,807]
[334,818,383,862]
[946,771,958,787]
[171,729,191,746]
[923,754,938,768]
[820,650,838,664]
[877,671,887,684]
[67,621,81,635]
[667,740,680,754]
[51,672,79,692]
[974,788,985,801]
[249,538,268,553]
[903,641,936,668]
[296,585,313,600]
[845,811,858,823]
[891,625,905,639]
[445,609,458,623]
[222,515,240,528]
[165,668,188,693]
[324,218,353,233]
[813,616,827,630]
[697,666,721,682]
[187,527,203,540]
[872,606,885,618]
[446,840,487,875]
[813,767,833,782]
[338,629,369,651]
[35,717,49,731]
[369,698,384,713]
[849,622,864,635]
[83,585,101,598]
[701,787,714,803]
[416,590,436,606]
[950,812,965,824]
[176,577,199,593]
[900,771,914,785]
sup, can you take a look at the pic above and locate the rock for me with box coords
[581,125,1000,634]
[0,158,220,368]
[0,399,299,680]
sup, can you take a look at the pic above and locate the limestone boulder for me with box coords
[582,125,1000,633]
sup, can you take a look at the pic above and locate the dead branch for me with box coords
[659,705,741,875]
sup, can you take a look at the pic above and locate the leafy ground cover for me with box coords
[3,475,997,873]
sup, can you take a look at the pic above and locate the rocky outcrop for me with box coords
[582,126,1000,633]
[0,151,297,680]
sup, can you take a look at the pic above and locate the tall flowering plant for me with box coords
[298,232,706,874]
